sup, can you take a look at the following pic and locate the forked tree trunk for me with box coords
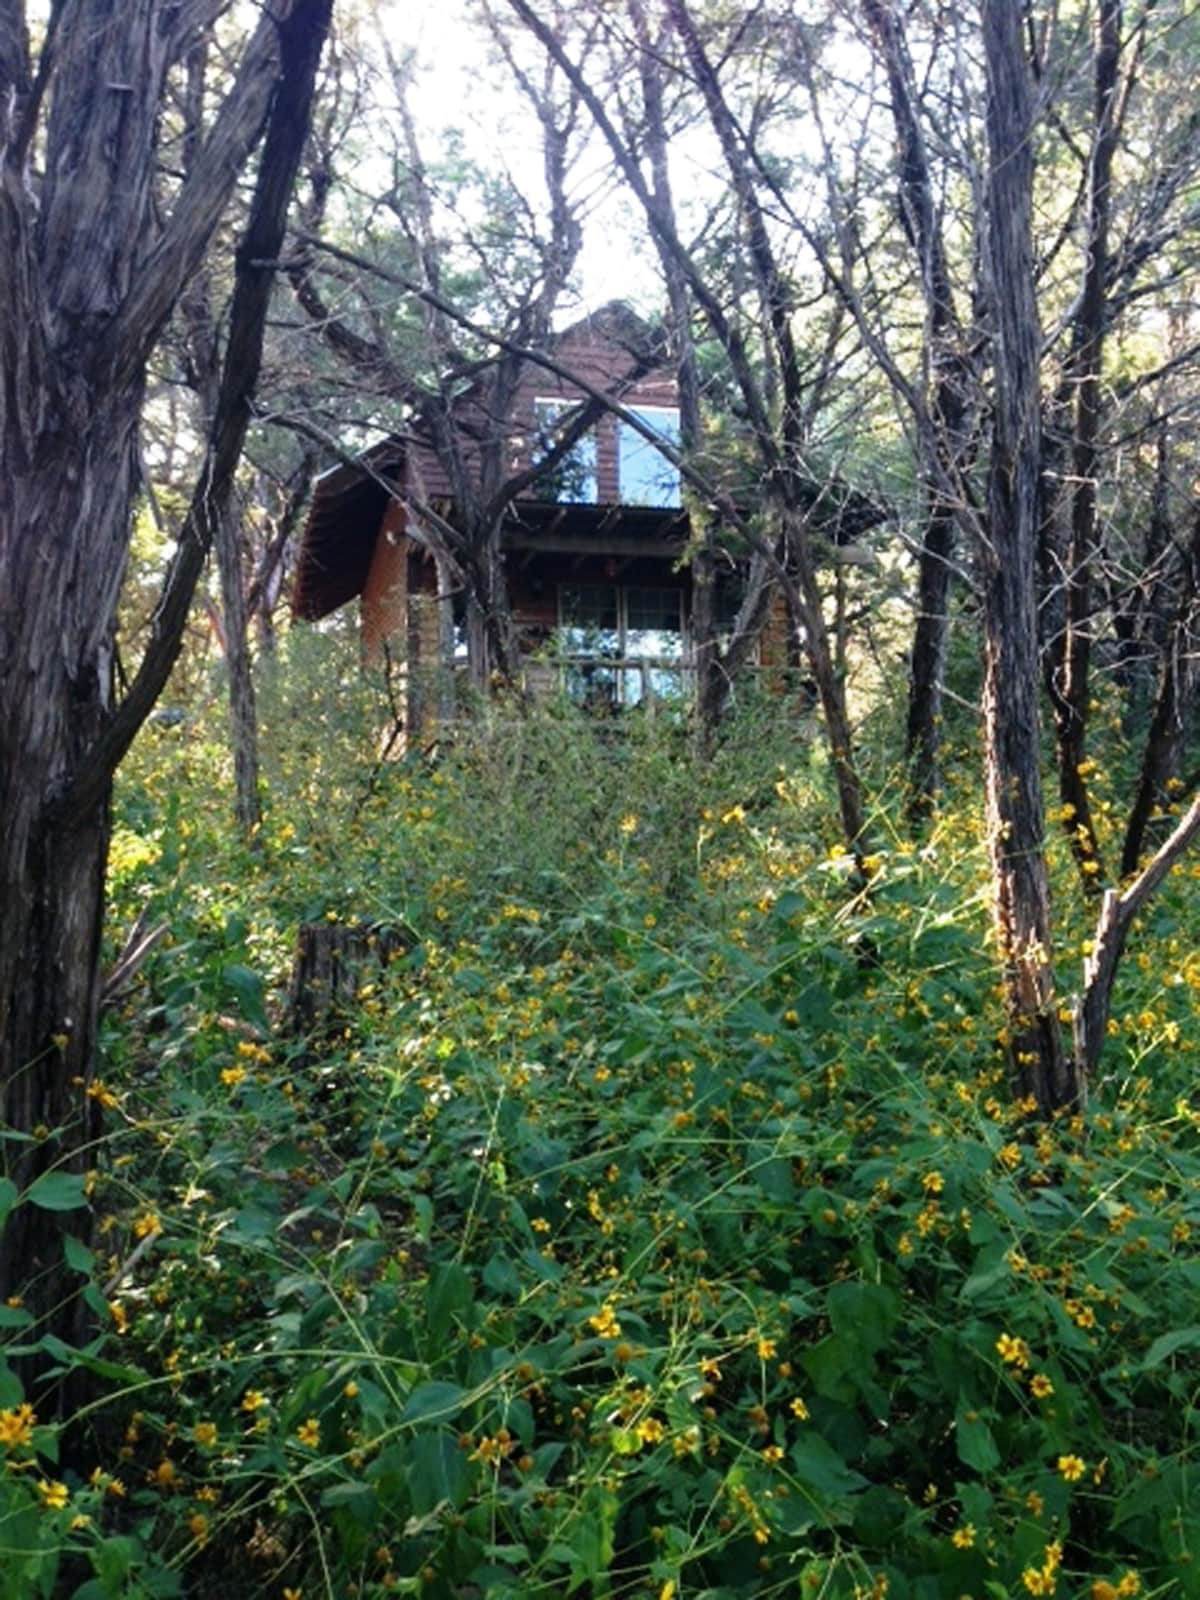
[0,0,333,1337]
[981,0,1078,1112]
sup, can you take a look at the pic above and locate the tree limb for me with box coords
[58,0,333,826]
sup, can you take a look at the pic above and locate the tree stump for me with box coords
[286,921,409,1039]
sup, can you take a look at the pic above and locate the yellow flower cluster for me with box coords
[588,1301,622,1340]
[1022,1537,1063,1594]
[0,1402,36,1452]
[996,1332,1031,1369]
[1091,1573,1140,1600]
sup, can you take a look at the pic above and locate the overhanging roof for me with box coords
[292,441,404,622]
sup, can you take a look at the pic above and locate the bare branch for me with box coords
[59,0,333,825]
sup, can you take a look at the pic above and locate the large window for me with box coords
[531,399,597,504]
[559,583,685,707]
[618,406,681,508]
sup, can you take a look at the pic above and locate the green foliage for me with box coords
[3,679,1199,1599]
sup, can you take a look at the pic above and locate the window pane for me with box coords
[618,407,681,508]
[559,584,619,659]
[533,399,598,504]
[625,586,682,636]
[623,587,683,705]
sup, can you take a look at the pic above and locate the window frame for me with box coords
[557,581,687,707]
[530,397,599,505]
[617,403,682,509]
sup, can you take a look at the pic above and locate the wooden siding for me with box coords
[405,321,678,508]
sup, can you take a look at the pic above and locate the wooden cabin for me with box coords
[292,304,800,735]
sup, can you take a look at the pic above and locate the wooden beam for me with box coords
[503,529,688,559]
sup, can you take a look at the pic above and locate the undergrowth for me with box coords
[2,640,1198,1600]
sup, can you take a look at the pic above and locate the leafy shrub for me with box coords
[3,692,1198,1598]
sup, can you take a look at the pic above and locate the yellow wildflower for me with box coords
[1029,1373,1054,1399]
[295,1417,321,1448]
[951,1523,976,1549]
[996,1332,1031,1369]
[36,1479,69,1510]
[1057,1453,1086,1482]
[0,1403,36,1451]
[193,1422,218,1447]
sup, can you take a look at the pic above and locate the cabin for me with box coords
[291,304,800,737]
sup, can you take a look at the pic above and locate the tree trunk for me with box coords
[0,435,134,1323]
[980,0,1077,1112]
[781,510,869,856]
[1046,0,1121,891]
[861,0,970,819]
[287,922,409,1039]
[905,508,955,807]
[1120,508,1200,875]
[215,501,262,835]
[0,0,332,1349]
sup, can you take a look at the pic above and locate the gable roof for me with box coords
[291,302,675,623]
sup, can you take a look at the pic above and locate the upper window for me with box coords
[618,406,681,508]
[532,399,598,504]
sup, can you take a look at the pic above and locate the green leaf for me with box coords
[0,1177,18,1229]
[484,1544,531,1565]
[827,1282,900,1359]
[408,1429,470,1516]
[566,1486,618,1593]
[0,1364,23,1408]
[26,1172,86,1211]
[788,1433,869,1499]
[426,1262,473,1342]
[221,964,268,1031]
[91,1535,139,1589]
[319,1481,374,1507]
[412,1193,434,1243]
[63,1235,94,1274]
[1142,1328,1200,1369]
[955,1407,1000,1473]
[482,1253,520,1298]
[400,1381,467,1424]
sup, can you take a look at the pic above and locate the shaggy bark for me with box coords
[0,0,332,1340]
[980,0,1076,1111]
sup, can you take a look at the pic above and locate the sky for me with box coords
[395,0,684,314]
